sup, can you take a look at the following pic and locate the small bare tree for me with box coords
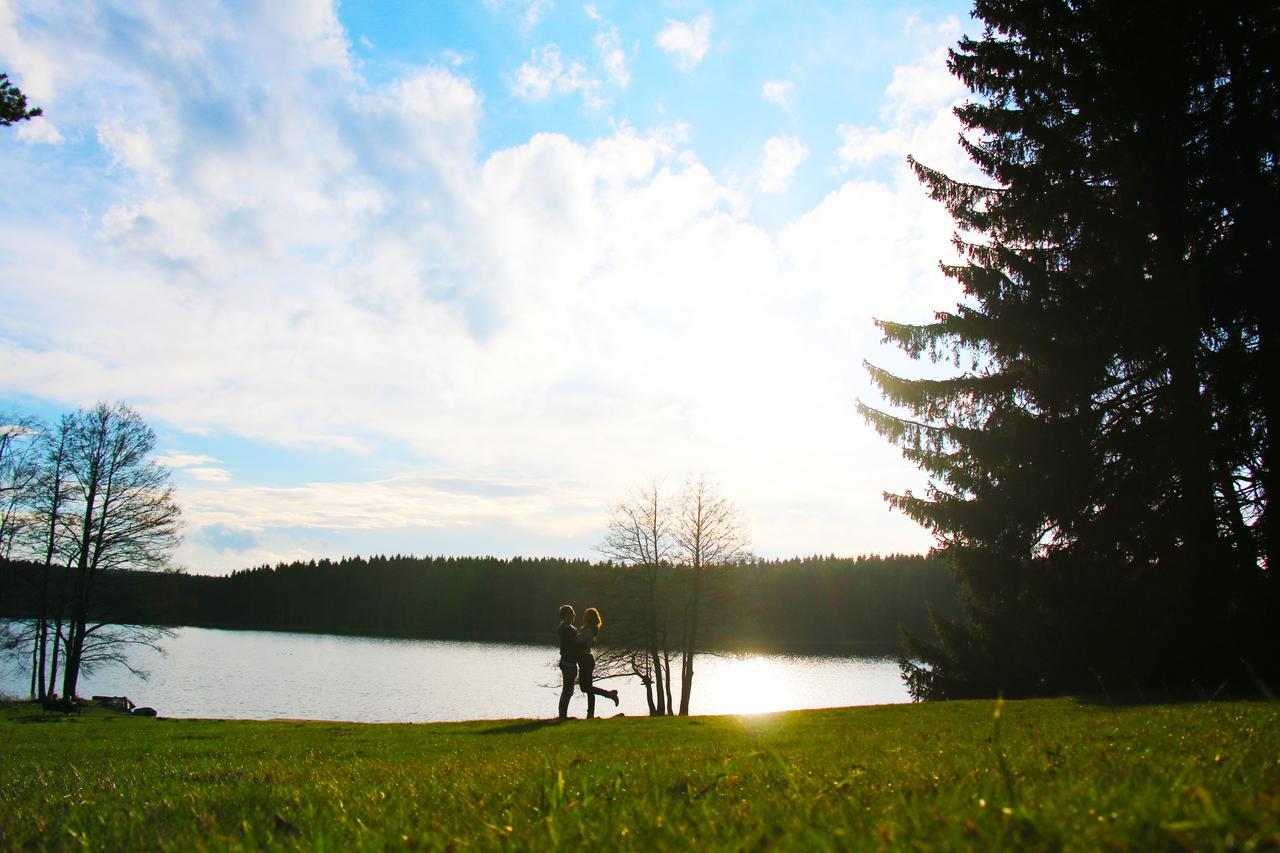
[674,476,749,716]
[599,480,677,715]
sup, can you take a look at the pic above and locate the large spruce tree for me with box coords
[862,1,1278,699]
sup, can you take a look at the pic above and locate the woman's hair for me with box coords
[559,604,575,621]
[584,607,602,629]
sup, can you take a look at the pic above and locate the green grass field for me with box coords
[1,698,1277,849]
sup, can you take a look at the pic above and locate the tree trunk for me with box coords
[678,564,702,716]
[647,565,666,715]
[1168,312,1227,599]
[29,632,38,699]
[46,617,63,703]
[37,614,50,701]
[649,642,665,715]
[1217,463,1258,571]
[35,614,48,704]
[62,444,102,705]
[639,658,657,715]
[61,620,84,703]
[35,436,66,707]
[1260,315,1278,576]
[36,613,48,704]
[661,633,674,716]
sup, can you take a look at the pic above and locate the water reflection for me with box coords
[700,656,791,715]
[0,626,909,722]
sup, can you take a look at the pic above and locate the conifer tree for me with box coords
[0,73,41,126]
[862,1,1279,698]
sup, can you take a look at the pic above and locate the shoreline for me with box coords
[1,615,906,656]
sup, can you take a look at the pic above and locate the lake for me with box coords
[0,626,910,721]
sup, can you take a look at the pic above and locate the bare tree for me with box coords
[57,403,183,705]
[673,476,749,716]
[599,480,677,715]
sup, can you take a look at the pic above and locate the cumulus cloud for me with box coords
[757,134,809,194]
[0,4,59,102]
[0,2,975,571]
[836,16,972,179]
[761,80,793,109]
[512,44,602,107]
[656,14,712,71]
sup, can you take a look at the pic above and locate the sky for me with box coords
[1,0,980,575]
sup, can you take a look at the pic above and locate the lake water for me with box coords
[0,626,910,722]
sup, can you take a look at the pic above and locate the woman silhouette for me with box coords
[576,607,619,718]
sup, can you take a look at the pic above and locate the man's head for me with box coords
[559,604,575,623]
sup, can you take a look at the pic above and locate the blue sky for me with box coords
[1,0,977,574]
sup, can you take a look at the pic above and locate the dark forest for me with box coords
[1,553,956,651]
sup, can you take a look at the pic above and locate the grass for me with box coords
[1,697,1277,850]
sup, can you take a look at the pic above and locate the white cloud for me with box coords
[0,3,59,102]
[484,0,552,31]
[883,46,966,124]
[0,3,976,571]
[14,116,62,144]
[757,134,809,194]
[512,44,602,107]
[186,467,233,483]
[97,119,160,175]
[155,452,221,468]
[836,16,972,180]
[0,422,38,438]
[155,453,232,483]
[595,25,629,88]
[182,472,592,532]
[761,80,793,109]
[656,14,712,71]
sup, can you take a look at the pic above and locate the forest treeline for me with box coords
[0,553,957,651]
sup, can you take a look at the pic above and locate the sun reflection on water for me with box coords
[697,655,793,716]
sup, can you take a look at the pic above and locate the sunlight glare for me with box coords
[702,655,793,716]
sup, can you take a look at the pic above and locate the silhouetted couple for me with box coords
[557,604,619,720]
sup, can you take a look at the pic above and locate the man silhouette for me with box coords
[556,604,578,720]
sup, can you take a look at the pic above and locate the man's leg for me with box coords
[558,662,576,719]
